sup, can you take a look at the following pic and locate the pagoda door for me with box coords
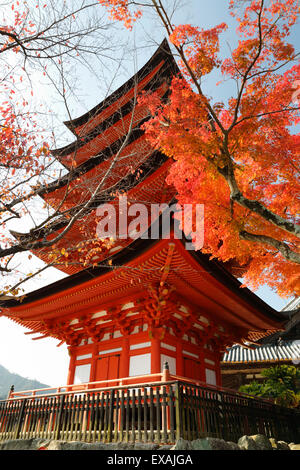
[183,358,202,382]
[95,354,120,386]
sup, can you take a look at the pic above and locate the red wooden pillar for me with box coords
[90,343,98,385]
[176,340,183,376]
[120,336,130,380]
[198,344,206,382]
[67,347,76,385]
[151,337,161,374]
[215,351,222,386]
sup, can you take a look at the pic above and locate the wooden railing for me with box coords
[7,372,164,399]
[0,378,299,444]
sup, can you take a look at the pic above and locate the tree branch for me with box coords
[239,230,300,264]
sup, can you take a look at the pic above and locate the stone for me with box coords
[0,436,296,451]
[249,434,273,450]
[114,442,135,450]
[170,438,192,450]
[226,441,241,450]
[238,435,260,450]
[191,437,238,451]
[0,439,35,450]
[134,442,160,450]
[269,438,278,449]
[269,438,290,451]
[277,441,290,451]
[289,443,300,450]
[46,440,135,450]
[46,440,65,450]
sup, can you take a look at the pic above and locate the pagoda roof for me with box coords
[61,39,177,138]
[10,41,180,275]
[52,39,178,168]
[2,40,290,347]
[0,234,287,344]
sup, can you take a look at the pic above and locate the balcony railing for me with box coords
[0,372,299,445]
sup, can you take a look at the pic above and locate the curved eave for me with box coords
[52,67,172,160]
[63,39,178,136]
[45,126,147,198]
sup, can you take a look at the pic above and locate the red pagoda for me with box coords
[1,40,287,391]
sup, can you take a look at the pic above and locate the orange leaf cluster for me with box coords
[169,23,227,79]
[97,0,141,29]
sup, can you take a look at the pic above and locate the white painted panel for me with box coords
[205,358,215,366]
[113,330,123,338]
[76,354,92,361]
[161,342,176,352]
[91,310,107,319]
[130,342,151,350]
[101,333,110,341]
[96,319,111,325]
[129,353,151,377]
[161,354,176,375]
[109,245,122,253]
[205,368,217,386]
[179,305,188,313]
[74,364,91,384]
[121,302,134,310]
[199,316,209,324]
[193,323,204,330]
[99,347,122,355]
[183,350,199,359]
[173,313,183,320]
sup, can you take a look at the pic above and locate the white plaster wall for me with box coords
[74,364,91,384]
[161,354,176,374]
[205,368,217,386]
[129,353,151,377]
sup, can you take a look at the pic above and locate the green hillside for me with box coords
[0,364,49,399]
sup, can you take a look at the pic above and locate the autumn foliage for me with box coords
[99,0,300,297]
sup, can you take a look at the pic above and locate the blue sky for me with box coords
[0,0,297,386]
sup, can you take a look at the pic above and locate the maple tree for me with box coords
[98,0,300,297]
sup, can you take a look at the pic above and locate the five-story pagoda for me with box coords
[0,40,287,389]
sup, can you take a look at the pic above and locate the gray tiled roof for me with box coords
[281,297,300,312]
[222,340,300,364]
